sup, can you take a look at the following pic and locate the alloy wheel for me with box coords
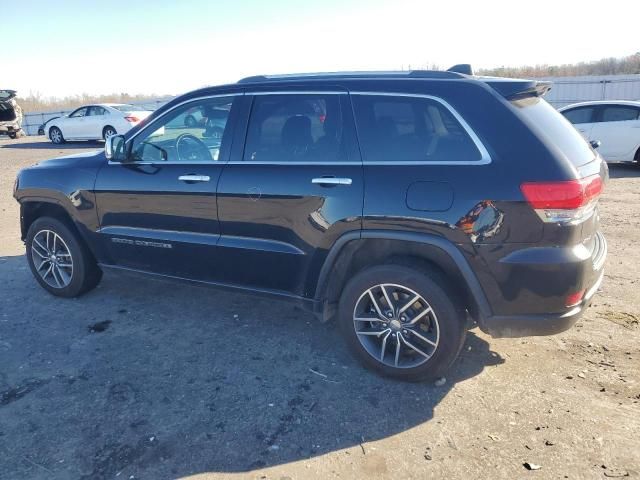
[31,230,74,289]
[50,128,62,143]
[353,283,440,369]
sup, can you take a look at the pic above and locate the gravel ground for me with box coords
[0,136,638,480]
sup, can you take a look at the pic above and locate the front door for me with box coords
[215,91,363,297]
[64,107,88,138]
[93,92,242,280]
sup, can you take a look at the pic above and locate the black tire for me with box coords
[338,265,466,382]
[49,126,65,144]
[102,126,117,141]
[26,217,102,298]
[8,132,16,139]
[184,115,197,128]
[634,148,640,167]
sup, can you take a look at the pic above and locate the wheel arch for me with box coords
[313,230,492,326]
[19,200,99,264]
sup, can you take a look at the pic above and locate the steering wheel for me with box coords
[176,133,210,162]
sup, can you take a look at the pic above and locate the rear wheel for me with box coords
[49,127,65,144]
[338,265,466,382]
[102,126,117,140]
[634,147,640,167]
[26,217,102,297]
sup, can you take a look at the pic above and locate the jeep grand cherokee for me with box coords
[13,67,608,381]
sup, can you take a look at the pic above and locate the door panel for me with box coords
[590,106,640,161]
[215,92,363,297]
[93,93,241,280]
[64,107,88,138]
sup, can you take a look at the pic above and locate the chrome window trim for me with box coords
[226,161,362,166]
[110,90,491,167]
[108,92,242,165]
[250,91,347,95]
[350,91,491,165]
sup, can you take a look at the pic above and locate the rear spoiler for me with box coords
[483,79,552,100]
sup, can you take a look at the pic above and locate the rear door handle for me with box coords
[179,175,210,183]
[311,177,352,186]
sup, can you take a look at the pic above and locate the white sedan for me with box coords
[559,100,640,165]
[45,103,152,144]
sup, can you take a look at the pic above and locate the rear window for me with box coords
[351,94,483,163]
[512,97,594,167]
[111,104,138,112]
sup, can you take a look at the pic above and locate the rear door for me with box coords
[94,92,242,280]
[215,89,363,296]
[561,105,597,141]
[85,106,108,139]
[589,104,640,161]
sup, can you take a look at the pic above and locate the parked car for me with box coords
[0,89,24,139]
[166,105,229,138]
[559,100,640,165]
[14,68,608,381]
[44,103,152,144]
[37,116,60,136]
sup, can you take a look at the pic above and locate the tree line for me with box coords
[478,52,640,78]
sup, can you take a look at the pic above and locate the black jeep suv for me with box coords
[14,68,608,381]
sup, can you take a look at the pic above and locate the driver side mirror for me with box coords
[105,134,127,162]
[590,140,601,150]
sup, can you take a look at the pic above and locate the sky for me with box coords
[4,0,639,98]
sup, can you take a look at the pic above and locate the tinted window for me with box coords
[244,94,346,162]
[69,108,87,118]
[600,105,640,122]
[351,94,482,162]
[130,96,235,163]
[512,97,594,167]
[562,107,594,124]
[87,106,106,116]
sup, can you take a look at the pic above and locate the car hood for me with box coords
[31,150,104,168]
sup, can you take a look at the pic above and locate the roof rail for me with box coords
[237,70,466,84]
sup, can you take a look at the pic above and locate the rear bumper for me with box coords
[482,269,604,338]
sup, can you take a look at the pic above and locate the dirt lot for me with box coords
[0,136,638,480]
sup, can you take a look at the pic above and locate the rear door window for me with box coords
[243,93,346,162]
[562,107,595,124]
[599,105,640,122]
[351,94,483,163]
[512,97,595,167]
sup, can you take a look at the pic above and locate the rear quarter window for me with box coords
[351,94,484,163]
[512,97,595,167]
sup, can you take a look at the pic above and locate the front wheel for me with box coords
[338,265,466,382]
[26,217,102,297]
[49,127,65,144]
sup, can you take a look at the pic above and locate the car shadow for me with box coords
[608,163,639,179]
[0,255,504,478]
[0,140,102,149]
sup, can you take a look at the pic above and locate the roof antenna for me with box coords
[447,64,474,75]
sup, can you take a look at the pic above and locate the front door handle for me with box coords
[179,174,210,183]
[311,177,352,186]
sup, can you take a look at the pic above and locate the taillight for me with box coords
[565,289,585,307]
[124,116,140,123]
[520,174,603,224]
